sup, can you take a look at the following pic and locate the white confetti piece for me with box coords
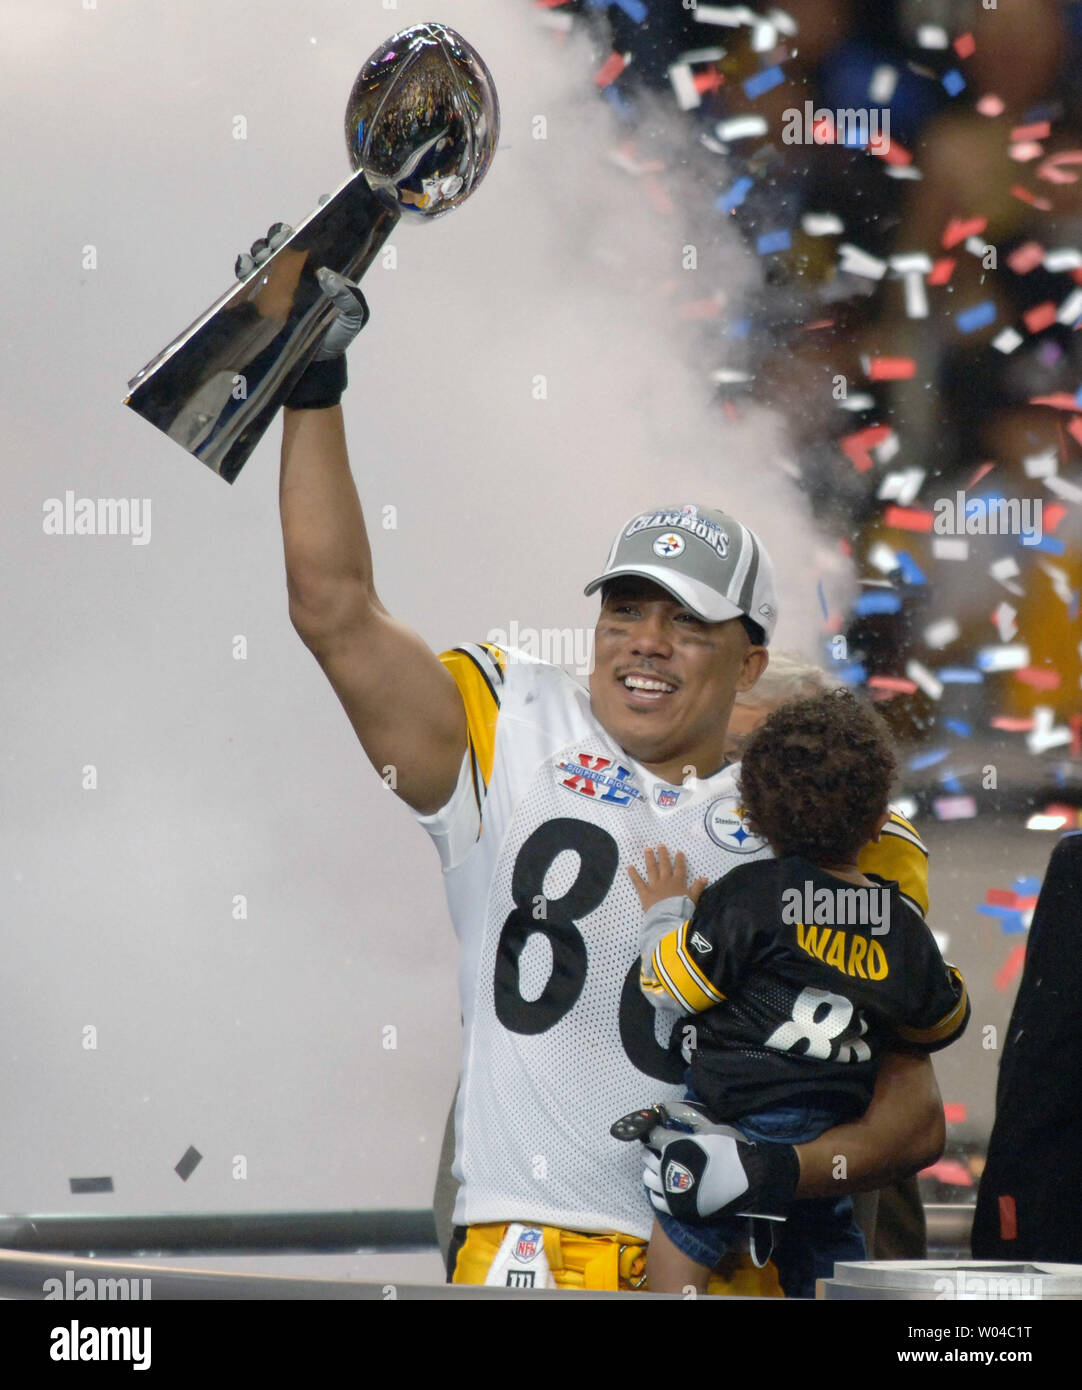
[1057,287,1082,325]
[924,618,960,649]
[990,556,1024,594]
[933,795,977,820]
[668,63,700,111]
[696,4,760,27]
[1039,561,1075,605]
[868,542,898,573]
[917,25,949,48]
[878,468,925,505]
[869,65,898,103]
[838,244,888,279]
[715,115,768,141]
[1045,474,1082,503]
[1023,448,1058,478]
[803,212,845,236]
[837,393,877,412]
[1043,247,1082,271]
[1027,706,1072,754]
[993,602,1018,641]
[907,660,943,700]
[976,643,1030,672]
[992,327,1023,353]
[932,537,969,561]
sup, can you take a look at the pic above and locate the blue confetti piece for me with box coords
[942,69,966,97]
[938,667,984,683]
[1026,534,1065,554]
[956,302,997,333]
[908,747,949,771]
[757,229,791,255]
[854,591,902,615]
[943,718,973,737]
[727,318,751,338]
[1074,383,1082,407]
[614,0,649,20]
[1012,877,1041,895]
[600,83,633,119]
[717,176,754,214]
[1000,911,1028,934]
[895,551,927,585]
[837,664,867,685]
[817,581,828,619]
[744,65,785,100]
[940,775,964,794]
[977,904,1011,918]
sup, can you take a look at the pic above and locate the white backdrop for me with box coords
[3,0,853,1275]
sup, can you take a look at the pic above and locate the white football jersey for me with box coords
[412,643,779,1238]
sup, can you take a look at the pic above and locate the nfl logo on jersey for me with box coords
[654,786,681,809]
[515,1228,542,1261]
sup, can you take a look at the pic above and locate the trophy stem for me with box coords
[125,173,399,483]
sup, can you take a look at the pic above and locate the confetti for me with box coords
[175,1145,203,1182]
[1027,706,1073,754]
[1016,666,1061,691]
[906,659,942,698]
[855,592,903,616]
[944,1103,968,1125]
[1011,184,1053,212]
[932,537,969,560]
[743,65,785,100]
[917,25,949,49]
[837,244,888,279]
[936,667,983,683]
[976,95,1006,117]
[696,6,762,30]
[715,115,768,141]
[976,644,1030,672]
[992,602,1018,641]
[668,63,701,111]
[841,425,893,472]
[757,229,791,255]
[1036,151,1082,185]
[1057,287,1082,325]
[884,504,934,532]
[869,65,898,103]
[1042,247,1082,272]
[956,301,997,333]
[1022,448,1058,478]
[992,328,1023,353]
[925,618,960,648]
[942,69,966,97]
[990,556,1024,593]
[70,1176,114,1194]
[908,747,949,770]
[995,945,1026,992]
[934,795,977,821]
[953,32,976,60]
[595,51,630,88]
[1009,142,1044,164]
[867,673,917,692]
[1007,241,1046,274]
[878,468,925,506]
[716,176,753,213]
[942,216,987,249]
[802,212,844,236]
[866,357,916,380]
[1023,302,1057,334]
[943,718,972,736]
[895,550,926,585]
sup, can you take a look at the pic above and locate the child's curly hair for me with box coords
[737,689,897,863]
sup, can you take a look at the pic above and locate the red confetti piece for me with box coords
[986,888,1018,906]
[966,460,996,488]
[977,94,1006,117]
[953,32,976,59]
[678,298,722,319]
[1015,666,1061,690]
[990,716,1035,731]
[921,1158,973,1186]
[1068,416,1082,447]
[1037,151,1082,185]
[1030,392,1082,410]
[643,175,674,216]
[1072,716,1082,758]
[995,945,1027,994]
[943,1103,968,1125]
[841,424,892,472]
[942,216,987,249]
[998,1194,1018,1241]
[1011,184,1053,211]
[1016,896,1039,912]
[1044,502,1067,531]
[1011,121,1051,142]
[1045,800,1081,823]
[1006,241,1045,274]
[868,675,919,694]
[872,137,910,166]
[927,257,956,285]
[693,69,725,95]
[594,51,628,88]
[800,318,836,331]
[839,537,852,557]
[866,357,916,380]
[883,504,934,531]
[1023,301,1058,333]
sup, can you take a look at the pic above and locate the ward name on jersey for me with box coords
[642,857,969,1122]
[412,643,932,1241]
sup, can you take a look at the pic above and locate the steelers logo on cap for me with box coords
[653,533,685,558]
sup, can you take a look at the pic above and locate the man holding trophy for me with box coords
[126,23,945,1294]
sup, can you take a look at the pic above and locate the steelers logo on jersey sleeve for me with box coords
[705,800,767,853]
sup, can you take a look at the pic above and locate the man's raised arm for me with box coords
[280,401,466,814]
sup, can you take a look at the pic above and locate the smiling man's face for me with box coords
[588,577,768,785]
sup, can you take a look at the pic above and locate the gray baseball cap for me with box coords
[583,504,778,643]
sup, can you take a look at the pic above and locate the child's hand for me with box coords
[628,845,708,912]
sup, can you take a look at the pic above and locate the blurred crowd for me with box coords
[542,0,1082,809]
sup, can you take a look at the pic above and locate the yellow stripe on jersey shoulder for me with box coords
[439,643,504,790]
[652,922,725,1014]
[896,967,969,1046]
[859,809,930,918]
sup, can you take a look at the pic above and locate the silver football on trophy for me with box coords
[345,22,499,220]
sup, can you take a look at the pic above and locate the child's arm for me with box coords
[628,846,714,1011]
